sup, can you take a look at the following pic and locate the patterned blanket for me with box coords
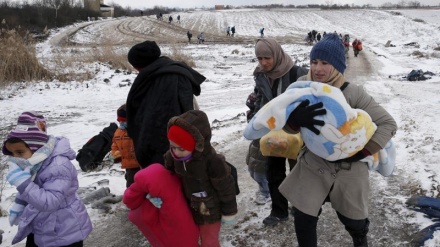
[244,81,377,161]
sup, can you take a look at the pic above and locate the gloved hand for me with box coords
[111,151,121,159]
[287,100,326,135]
[146,194,163,208]
[9,201,26,226]
[108,152,121,163]
[221,214,237,225]
[6,162,31,187]
[331,148,371,163]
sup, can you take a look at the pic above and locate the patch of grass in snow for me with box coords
[89,44,134,72]
[47,42,134,82]
[166,44,196,68]
[0,32,51,87]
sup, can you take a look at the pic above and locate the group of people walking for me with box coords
[226,26,236,36]
[155,13,181,23]
[305,30,323,44]
[1,27,392,247]
[307,30,363,58]
[167,14,181,24]
[186,30,205,44]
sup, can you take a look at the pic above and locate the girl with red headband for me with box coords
[164,110,238,247]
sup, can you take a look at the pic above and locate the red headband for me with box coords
[167,125,195,152]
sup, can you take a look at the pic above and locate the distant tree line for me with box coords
[0,0,435,34]
[240,0,433,9]
[0,0,173,33]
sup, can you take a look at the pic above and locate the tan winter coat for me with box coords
[164,110,238,225]
[279,82,397,220]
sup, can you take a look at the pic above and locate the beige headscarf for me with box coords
[253,38,294,81]
[306,66,345,88]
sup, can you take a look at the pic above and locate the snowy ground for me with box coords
[1,8,440,247]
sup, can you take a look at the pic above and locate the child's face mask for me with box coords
[170,149,193,161]
[169,141,193,161]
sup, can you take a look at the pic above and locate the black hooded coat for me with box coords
[126,56,205,168]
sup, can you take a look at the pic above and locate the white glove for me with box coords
[9,202,26,226]
[221,214,237,225]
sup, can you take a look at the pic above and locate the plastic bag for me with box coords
[259,129,303,159]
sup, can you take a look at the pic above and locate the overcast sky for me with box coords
[106,0,440,9]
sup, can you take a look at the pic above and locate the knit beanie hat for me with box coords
[127,40,161,69]
[310,33,346,74]
[2,111,49,155]
[117,104,127,122]
[167,125,196,152]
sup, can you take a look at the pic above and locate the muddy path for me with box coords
[49,14,308,49]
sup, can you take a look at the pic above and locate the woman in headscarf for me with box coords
[280,34,397,246]
[252,38,308,226]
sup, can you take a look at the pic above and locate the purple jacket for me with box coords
[12,136,92,247]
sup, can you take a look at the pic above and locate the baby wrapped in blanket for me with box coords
[244,81,395,176]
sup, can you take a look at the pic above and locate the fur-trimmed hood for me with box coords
[165,110,238,225]
[167,110,211,159]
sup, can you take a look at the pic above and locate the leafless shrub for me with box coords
[411,50,424,57]
[389,11,402,16]
[231,49,239,54]
[0,32,52,88]
[430,52,440,58]
[89,45,134,71]
[0,161,8,203]
[44,44,134,82]
[413,18,425,23]
[167,44,196,68]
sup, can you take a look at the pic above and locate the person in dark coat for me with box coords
[187,30,193,43]
[260,28,265,38]
[126,40,206,169]
[311,29,317,42]
[252,38,308,226]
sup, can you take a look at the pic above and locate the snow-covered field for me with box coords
[1,8,440,247]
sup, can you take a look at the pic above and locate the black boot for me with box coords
[347,219,369,247]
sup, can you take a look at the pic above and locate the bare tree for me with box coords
[43,0,62,18]
[408,1,421,7]
[397,0,407,8]
[33,0,44,7]
[381,2,395,8]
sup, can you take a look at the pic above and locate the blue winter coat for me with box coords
[12,136,92,247]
